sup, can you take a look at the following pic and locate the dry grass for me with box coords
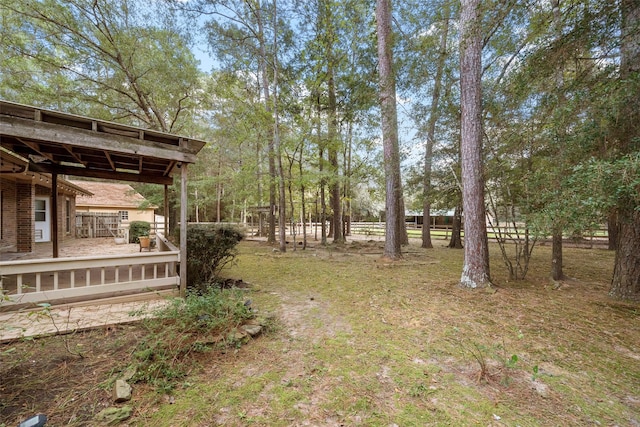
[1,237,639,426]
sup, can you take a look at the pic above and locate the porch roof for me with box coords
[0,100,206,185]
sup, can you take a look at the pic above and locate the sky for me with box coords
[194,44,217,73]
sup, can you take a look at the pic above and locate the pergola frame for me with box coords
[0,100,206,296]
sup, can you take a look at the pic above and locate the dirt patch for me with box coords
[0,324,145,425]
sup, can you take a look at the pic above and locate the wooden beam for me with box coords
[52,173,59,258]
[180,163,188,297]
[62,145,88,166]
[164,184,169,236]
[164,160,176,175]
[16,138,55,162]
[1,116,199,163]
[29,162,174,185]
[104,151,116,170]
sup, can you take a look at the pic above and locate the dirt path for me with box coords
[208,290,356,426]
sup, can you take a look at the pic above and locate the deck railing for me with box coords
[0,251,179,307]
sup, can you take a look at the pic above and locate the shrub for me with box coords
[131,288,254,391]
[185,224,244,291]
[129,221,151,243]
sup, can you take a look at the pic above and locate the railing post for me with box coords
[180,163,188,297]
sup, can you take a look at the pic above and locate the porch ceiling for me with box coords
[0,100,206,185]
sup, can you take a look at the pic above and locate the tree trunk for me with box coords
[550,0,565,280]
[256,140,265,236]
[255,1,276,244]
[272,0,287,253]
[448,204,463,249]
[607,211,618,251]
[216,159,223,223]
[610,0,640,299]
[328,65,344,244]
[344,122,353,236]
[298,144,308,249]
[320,147,327,246]
[398,195,408,246]
[422,3,449,249]
[551,226,564,280]
[169,182,178,239]
[459,0,490,288]
[376,0,403,259]
[610,209,640,300]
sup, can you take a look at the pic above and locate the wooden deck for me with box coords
[0,237,180,311]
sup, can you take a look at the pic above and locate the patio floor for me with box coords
[0,236,156,262]
[0,293,174,343]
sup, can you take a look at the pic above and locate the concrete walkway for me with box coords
[0,294,173,343]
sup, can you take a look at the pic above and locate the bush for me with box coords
[132,288,254,391]
[129,221,151,243]
[185,224,244,291]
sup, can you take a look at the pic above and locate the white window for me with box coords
[119,210,129,221]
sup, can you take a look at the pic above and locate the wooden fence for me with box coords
[76,212,120,238]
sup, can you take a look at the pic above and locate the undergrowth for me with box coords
[129,287,254,392]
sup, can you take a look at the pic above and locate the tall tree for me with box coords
[422,2,451,249]
[191,0,286,245]
[0,0,201,132]
[376,0,403,259]
[610,0,640,300]
[459,0,491,287]
[549,0,566,281]
[272,0,288,252]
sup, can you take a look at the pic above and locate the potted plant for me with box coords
[138,234,151,251]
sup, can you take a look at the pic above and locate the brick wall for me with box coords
[16,182,34,252]
[0,179,18,250]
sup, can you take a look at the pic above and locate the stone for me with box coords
[230,329,248,341]
[94,406,133,425]
[113,379,132,403]
[120,366,136,382]
[241,324,262,337]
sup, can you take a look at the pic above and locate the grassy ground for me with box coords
[1,237,638,426]
[141,238,638,426]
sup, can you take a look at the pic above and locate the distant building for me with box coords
[405,209,457,228]
[70,180,156,226]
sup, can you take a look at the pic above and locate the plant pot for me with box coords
[139,236,151,251]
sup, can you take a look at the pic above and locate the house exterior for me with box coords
[1,150,91,254]
[1,100,206,306]
[69,180,156,227]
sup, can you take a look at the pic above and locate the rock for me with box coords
[120,366,136,381]
[231,329,248,341]
[94,406,133,425]
[241,324,262,337]
[113,379,132,403]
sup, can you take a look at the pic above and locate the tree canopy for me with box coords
[1,0,638,299]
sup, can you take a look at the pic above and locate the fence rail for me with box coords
[241,221,609,243]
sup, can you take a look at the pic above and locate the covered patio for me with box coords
[0,100,206,310]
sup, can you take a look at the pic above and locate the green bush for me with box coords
[129,221,151,243]
[185,224,244,291]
